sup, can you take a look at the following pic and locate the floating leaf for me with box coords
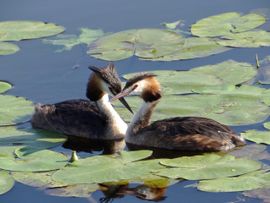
[217,30,270,48]
[46,184,99,198]
[0,171,14,195]
[263,122,270,130]
[191,12,266,37]
[162,20,183,29]
[113,150,153,163]
[0,21,64,41]
[43,28,104,51]
[198,170,270,192]
[52,151,165,185]
[115,89,270,126]
[0,95,33,126]
[257,55,270,84]
[0,150,68,172]
[140,37,229,61]
[12,171,66,188]
[242,130,270,145]
[155,154,261,180]
[0,126,66,154]
[0,42,19,55]
[190,60,257,85]
[0,81,12,93]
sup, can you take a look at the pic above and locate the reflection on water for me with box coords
[100,183,167,202]
[63,136,126,154]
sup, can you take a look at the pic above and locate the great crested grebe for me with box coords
[112,73,246,151]
[31,64,133,140]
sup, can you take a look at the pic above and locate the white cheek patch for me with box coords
[133,80,146,93]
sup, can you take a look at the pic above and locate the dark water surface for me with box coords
[0,0,269,202]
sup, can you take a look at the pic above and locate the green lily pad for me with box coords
[162,20,183,30]
[0,126,66,154]
[198,170,270,192]
[89,29,227,61]
[115,89,270,126]
[0,21,64,41]
[217,30,270,48]
[140,37,229,61]
[155,154,261,180]
[52,150,165,185]
[0,81,12,93]
[263,122,270,130]
[0,146,18,157]
[241,130,270,145]
[0,150,68,172]
[0,171,14,195]
[0,95,34,126]
[12,171,66,188]
[0,42,19,55]
[46,184,99,198]
[124,61,256,95]
[257,55,270,84]
[43,28,104,52]
[191,12,266,37]
[190,60,257,85]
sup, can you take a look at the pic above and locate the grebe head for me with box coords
[112,73,162,102]
[87,63,133,113]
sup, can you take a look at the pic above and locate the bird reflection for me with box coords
[63,136,126,154]
[99,183,166,202]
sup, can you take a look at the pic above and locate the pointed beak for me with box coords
[119,97,133,114]
[111,86,135,114]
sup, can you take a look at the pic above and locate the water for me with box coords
[0,0,269,202]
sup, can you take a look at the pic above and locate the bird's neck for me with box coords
[127,99,160,136]
[96,94,127,138]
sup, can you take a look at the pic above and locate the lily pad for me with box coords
[140,37,229,61]
[0,95,34,126]
[162,20,183,30]
[43,28,104,51]
[0,150,68,172]
[191,12,266,37]
[0,81,12,93]
[217,30,270,48]
[115,89,270,126]
[12,171,66,188]
[241,130,270,145]
[0,42,19,55]
[52,150,165,185]
[190,60,257,85]
[257,55,270,84]
[198,170,270,192]
[0,21,64,41]
[0,171,14,195]
[0,126,66,153]
[155,154,261,180]
[46,184,99,198]
[263,122,270,130]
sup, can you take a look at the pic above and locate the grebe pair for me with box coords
[32,65,245,151]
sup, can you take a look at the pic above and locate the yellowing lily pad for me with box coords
[198,170,270,192]
[43,28,104,52]
[155,154,261,180]
[241,130,270,145]
[0,21,64,41]
[0,171,14,195]
[0,81,12,93]
[191,12,266,37]
[0,42,19,55]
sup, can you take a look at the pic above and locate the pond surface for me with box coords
[0,0,270,202]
